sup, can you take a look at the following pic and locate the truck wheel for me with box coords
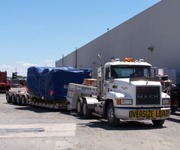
[21,96,27,105]
[152,120,165,127]
[171,107,177,113]
[16,95,22,105]
[11,94,17,104]
[76,98,83,116]
[83,101,92,119]
[107,103,120,127]
[6,93,12,103]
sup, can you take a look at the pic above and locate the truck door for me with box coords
[104,66,111,96]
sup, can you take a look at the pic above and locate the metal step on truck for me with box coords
[6,57,171,127]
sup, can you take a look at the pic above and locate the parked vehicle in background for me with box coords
[0,71,11,92]
[156,69,180,113]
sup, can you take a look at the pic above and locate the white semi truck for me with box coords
[6,58,171,127]
[66,58,171,127]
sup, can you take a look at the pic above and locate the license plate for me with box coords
[129,109,170,119]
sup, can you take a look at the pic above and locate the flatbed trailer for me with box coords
[6,90,67,110]
[6,79,97,111]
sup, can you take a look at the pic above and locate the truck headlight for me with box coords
[162,98,171,105]
[116,99,133,105]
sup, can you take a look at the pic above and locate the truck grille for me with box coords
[136,86,160,105]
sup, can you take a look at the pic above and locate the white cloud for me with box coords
[0,60,55,77]
[0,64,12,70]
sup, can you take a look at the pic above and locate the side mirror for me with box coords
[109,77,114,83]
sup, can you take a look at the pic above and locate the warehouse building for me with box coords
[56,0,180,85]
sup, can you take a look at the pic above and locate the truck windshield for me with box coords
[111,65,151,78]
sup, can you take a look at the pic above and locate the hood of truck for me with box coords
[113,77,161,86]
[108,77,162,99]
[107,77,168,107]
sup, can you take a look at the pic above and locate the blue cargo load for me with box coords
[27,66,92,101]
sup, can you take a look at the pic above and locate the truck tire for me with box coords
[6,93,12,103]
[21,96,27,105]
[82,101,92,119]
[76,98,83,116]
[11,94,17,104]
[171,107,177,113]
[107,103,120,127]
[152,120,165,127]
[16,95,22,105]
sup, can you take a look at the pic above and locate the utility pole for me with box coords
[75,47,78,68]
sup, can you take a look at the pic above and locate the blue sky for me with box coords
[0,0,160,76]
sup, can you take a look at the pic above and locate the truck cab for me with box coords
[66,57,170,127]
[95,58,170,126]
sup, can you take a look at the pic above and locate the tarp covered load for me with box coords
[27,66,92,101]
